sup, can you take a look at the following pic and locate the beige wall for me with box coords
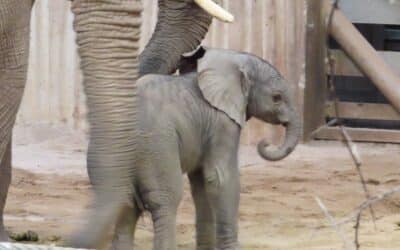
[17,0,306,144]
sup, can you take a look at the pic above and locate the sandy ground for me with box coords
[4,124,400,249]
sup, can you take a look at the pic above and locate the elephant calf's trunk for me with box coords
[257,113,301,161]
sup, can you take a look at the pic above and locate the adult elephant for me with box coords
[0,0,232,245]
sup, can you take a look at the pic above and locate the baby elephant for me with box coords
[120,47,302,249]
[99,47,301,250]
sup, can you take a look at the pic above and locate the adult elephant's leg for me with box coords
[69,0,143,249]
[0,141,11,241]
[0,0,33,241]
[112,204,142,249]
[189,170,216,250]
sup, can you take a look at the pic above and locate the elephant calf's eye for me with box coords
[273,94,282,103]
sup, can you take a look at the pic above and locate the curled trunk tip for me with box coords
[257,113,301,161]
[257,139,296,162]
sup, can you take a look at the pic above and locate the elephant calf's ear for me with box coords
[197,49,249,127]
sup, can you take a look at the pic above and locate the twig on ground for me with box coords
[340,126,377,227]
[354,213,362,249]
[338,186,400,226]
[315,197,354,250]
[310,118,338,138]
[340,127,361,165]
[337,186,400,249]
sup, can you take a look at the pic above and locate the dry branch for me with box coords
[339,186,400,226]
[315,197,354,250]
[339,126,377,226]
[310,118,338,138]
[325,0,377,227]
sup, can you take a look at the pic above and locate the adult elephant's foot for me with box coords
[0,225,9,242]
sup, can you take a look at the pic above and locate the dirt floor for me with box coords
[4,124,400,249]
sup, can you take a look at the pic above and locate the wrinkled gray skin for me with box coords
[0,0,213,247]
[0,0,33,242]
[86,48,301,249]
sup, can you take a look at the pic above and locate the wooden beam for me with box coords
[314,127,400,143]
[339,0,400,25]
[326,102,400,120]
[331,50,400,77]
[303,0,327,141]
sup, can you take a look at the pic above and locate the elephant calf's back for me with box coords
[135,73,211,173]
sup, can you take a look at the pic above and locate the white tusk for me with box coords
[194,0,235,23]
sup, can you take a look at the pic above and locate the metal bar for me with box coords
[330,50,400,77]
[385,28,400,41]
[338,0,400,25]
[323,0,400,113]
[325,101,400,120]
[315,126,400,143]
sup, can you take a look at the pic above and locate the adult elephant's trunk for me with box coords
[139,0,214,75]
[72,0,141,189]
[257,112,301,161]
[69,0,143,248]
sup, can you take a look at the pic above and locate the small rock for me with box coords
[10,230,39,242]
[47,235,62,242]
[366,178,380,186]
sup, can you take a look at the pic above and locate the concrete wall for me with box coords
[17,0,306,144]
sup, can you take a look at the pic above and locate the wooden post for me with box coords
[303,0,327,141]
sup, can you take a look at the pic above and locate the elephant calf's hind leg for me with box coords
[189,170,216,250]
[203,165,240,250]
[140,151,183,250]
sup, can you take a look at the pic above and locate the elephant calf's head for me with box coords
[189,47,301,161]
